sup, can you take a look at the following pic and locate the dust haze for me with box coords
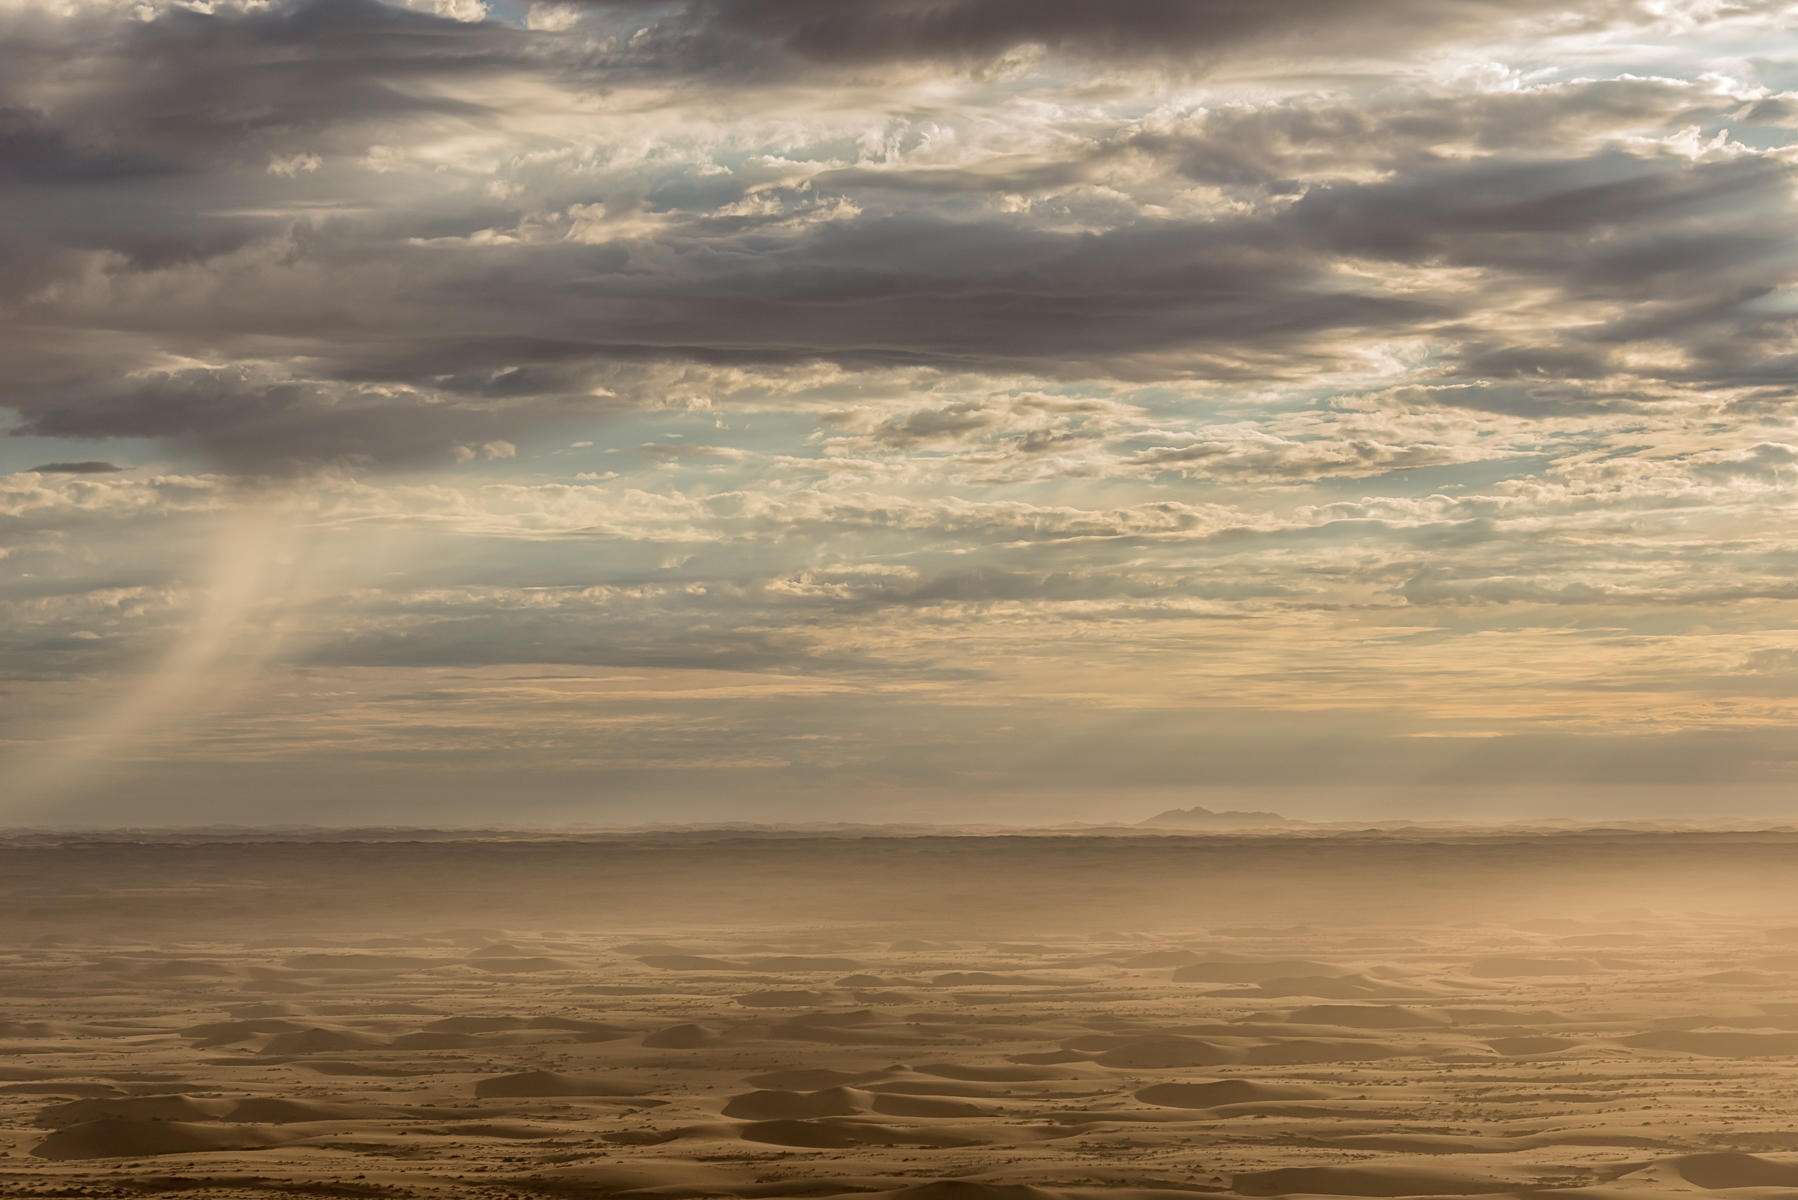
[9,827,1798,1198]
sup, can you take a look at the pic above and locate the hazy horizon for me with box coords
[17,799,1798,832]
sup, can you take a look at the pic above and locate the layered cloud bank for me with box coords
[4,0,1798,821]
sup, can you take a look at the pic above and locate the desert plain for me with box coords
[7,828,1798,1200]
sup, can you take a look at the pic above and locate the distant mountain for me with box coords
[1140,805,1288,828]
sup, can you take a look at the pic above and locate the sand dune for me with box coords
[132,959,241,980]
[1446,1008,1569,1025]
[181,1018,309,1046]
[870,1092,998,1117]
[300,1059,433,1076]
[724,1087,868,1120]
[225,1097,415,1122]
[465,955,571,972]
[747,956,866,972]
[1120,950,1205,968]
[0,1081,122,1098]
[1172,959,1345,983]
[7,830,1798,1200]
[640,954,744,970]
[1466,956,1601,977]
[868,1078,1009,1097]
[258,1027,388,1054]
[933,972,1052,986]
[389,1030,483,1049]
[1243,1037,1409,1064]
[1232,1163,1531,1196]
[1665,1153,1798,1188]
[37,1095,236,1127]
[474,1070,649,1098]
[737,988,839,1007]
[1321,1134,1542,1154]
[737,1117,989,1148]
[1240,974,1408,999]
[1093,1035,1243,1068]
[1622,1029,1798,1055]
[1135,1080,1337,1108]
[1288,1005,1451,1028]
[285,953,453,971]
[743,1067,887,1090]
[882,1183,1061,1200]
[1487,1035,1579,1055]
[32,1118,298,1160]
[422,1015,523,1032]
[917,1062,1084,1081]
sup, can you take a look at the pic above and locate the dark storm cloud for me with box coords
[4,0,1796,473]
[27,461,125,474]
[1282,152,1783,266]
[1270,151,1798,409]
[602,0,1661,73]
[7,368,530,473]
[0,107,174,183]
[0,0,520,168]
[3,208,1449,469]
[6,151,1782,468]
[0,0,535,330]
[0,158,1773,473]
[526,214,1437,371]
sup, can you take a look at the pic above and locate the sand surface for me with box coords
[6,829,1798,1199]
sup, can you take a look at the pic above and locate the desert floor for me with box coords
[7,829,1798,1200]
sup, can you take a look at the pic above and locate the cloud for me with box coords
[7,144,1788,469]
[9,0,1798,817]
[4,0,1795,472]
[595,0,1709,76]
[0,0,519,168]
[0,106,175,183]
[27,461,125,474]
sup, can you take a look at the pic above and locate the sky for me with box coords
[5,0,1798,826]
